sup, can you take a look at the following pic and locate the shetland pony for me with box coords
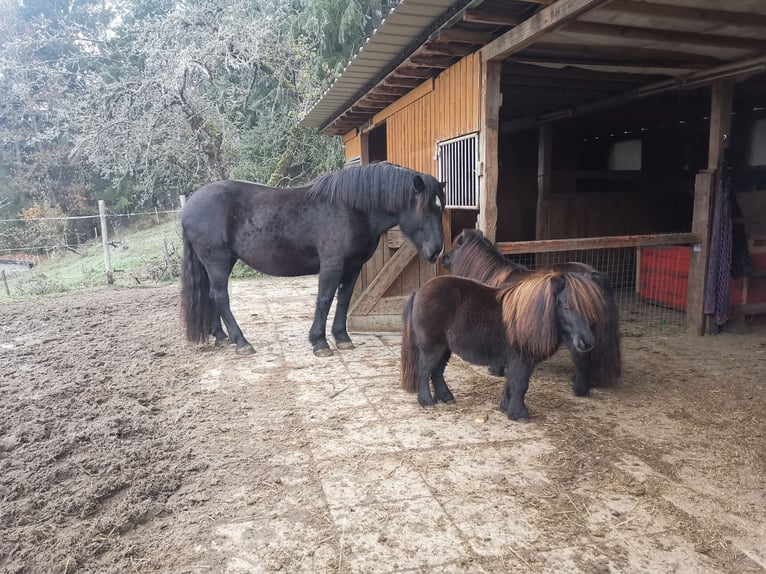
[443,228,622,387]
[180,162,445,356]
[401,272,608,421]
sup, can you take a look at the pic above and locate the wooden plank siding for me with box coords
[343,129,361,162]
[348,53,481,331]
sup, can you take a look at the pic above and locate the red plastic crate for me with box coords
[639,246,691,311]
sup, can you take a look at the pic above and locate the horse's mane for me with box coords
[500,271,607,360]
[448,229,527,286]
[308,162,436,213]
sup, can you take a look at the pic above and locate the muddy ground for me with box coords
[0,276,764,573]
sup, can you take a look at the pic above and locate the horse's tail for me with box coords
[590,281,622,386]
[179,230,212,343]
[400,293,419,393]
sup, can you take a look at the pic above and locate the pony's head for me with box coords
[443,228,526,285]
[552,273,596,354]
[397,173,446,264]
[502,271,605,360]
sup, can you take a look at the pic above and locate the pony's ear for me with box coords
[413,175,425,195]
[550,272,566,294]
[592,271,612,289]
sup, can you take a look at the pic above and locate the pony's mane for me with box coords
[500,271,607,360]
[308,162,436,213]
[449,230,527,286]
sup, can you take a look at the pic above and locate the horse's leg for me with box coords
[209,304,228,347]
[310,258,343,357]
[487,364,505,377]
[209,259,236,347]
[569,350,592,397]
[207,263,254,355]
[331,267,361,350]
[500,357,535,422]
[431,350,454,404]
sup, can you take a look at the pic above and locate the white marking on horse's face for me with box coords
[435,196,442,209]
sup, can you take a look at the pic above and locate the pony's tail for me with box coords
[590,283,622,386]
[179,230,212,343]
[400,293,419,393]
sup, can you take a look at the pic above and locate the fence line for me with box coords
[0,196,187,295]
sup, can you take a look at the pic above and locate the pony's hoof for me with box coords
[313,347,333,357]
[336,341,355,350]
[235,344,255,356]
[513,416,529,424]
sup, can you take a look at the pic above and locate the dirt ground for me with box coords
[0,275,764,574]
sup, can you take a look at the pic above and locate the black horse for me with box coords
[443,228,622,388]
[180,162,445,356]
[401,272,608,421]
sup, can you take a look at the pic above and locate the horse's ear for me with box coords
[550,273,566,294]
[413,175,425,195]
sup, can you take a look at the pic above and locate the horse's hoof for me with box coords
[235,344,255,356]
[313,347,333,357]
[513,416,529,424]
[336,341,355,350]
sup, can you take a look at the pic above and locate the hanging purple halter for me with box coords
[703,151,733,332]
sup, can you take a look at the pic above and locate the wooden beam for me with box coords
[523,42,722,68]
[604,0,766,29]
[686,80,734,335]
[496,233,699,254]
[500,55,766,134]
[349,242,418,316]
[419,44,476,58]
[481,0,613,62]
[565,21,766,52]
[371,78,433,127]
[435,28,497,45]
[477,59,501,242]
[408,54,458,68]
[536,123,553,240]
[393,67,435,79]
[463,7,520,27]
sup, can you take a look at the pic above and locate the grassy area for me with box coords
[1,219,260,302]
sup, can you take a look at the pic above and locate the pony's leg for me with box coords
[310,258,343,356]
[500,358,535,422]
[207,264,254,355]
[487,365,505,377]
[569,350,592,397]
[331,267,361,350]
[431,350,454,404]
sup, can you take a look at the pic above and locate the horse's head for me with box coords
[553,273,598,354]
[443,228,487,270]
[398,175,445,264]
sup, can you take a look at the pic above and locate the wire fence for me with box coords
[505,245,690,336]
[0,201,185,300]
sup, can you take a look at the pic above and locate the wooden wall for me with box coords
[343,129,361,162]
[350,53,481,309]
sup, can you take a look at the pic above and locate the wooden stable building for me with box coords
[300,0,766,334]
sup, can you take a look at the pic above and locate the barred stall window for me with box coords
[437,133,479,209]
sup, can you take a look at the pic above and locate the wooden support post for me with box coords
[1,270,10,298]
[536,122,553,240]
[686,80,733,334]
[477,59,501,242]
[98,199,114,285]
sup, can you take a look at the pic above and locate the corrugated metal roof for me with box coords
[299,0,462,132]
